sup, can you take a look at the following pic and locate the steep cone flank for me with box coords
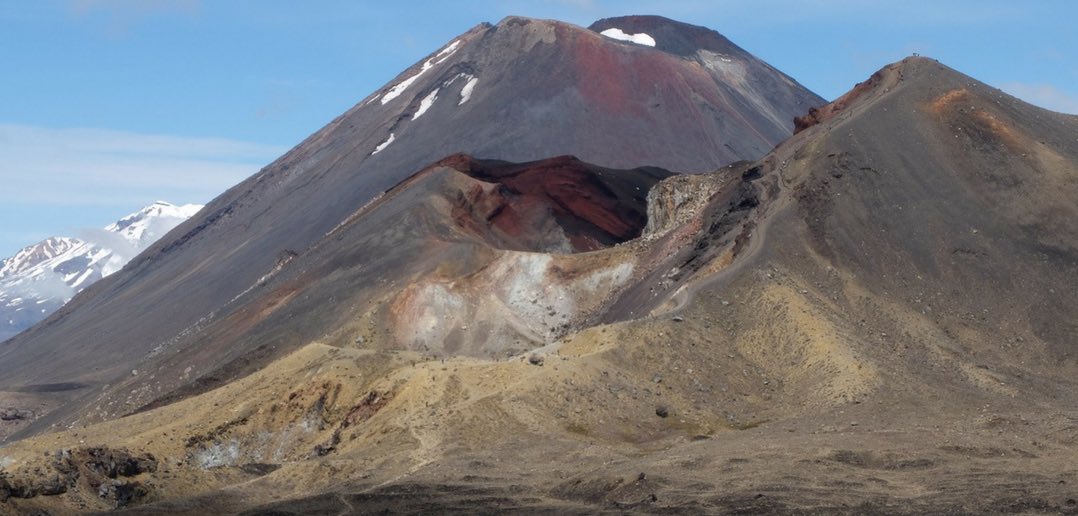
[589,15,821,139]
[603,56,1078,356]
[2,55,1078,514]
[603,55,1078,438]
[0,15,821,440]
[775,56,1078,360]
[590,14,814,147]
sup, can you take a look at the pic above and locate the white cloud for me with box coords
[1000,83,1078,115]
[0,123,285,207]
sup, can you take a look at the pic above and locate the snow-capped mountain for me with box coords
[0,201,202,342]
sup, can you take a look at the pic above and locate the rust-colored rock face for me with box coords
[440,154,669,251]
[793,61,901,133]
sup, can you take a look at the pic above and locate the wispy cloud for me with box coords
[67,0,200,36]
[1000,83,1078,115]
[0,123,285,207]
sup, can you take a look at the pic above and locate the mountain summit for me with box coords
[588,15,817,137]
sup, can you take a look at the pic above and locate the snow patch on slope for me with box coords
[436,40,461,58]
[381,40,461,105]
[381,68,428,105]
[371,133,396,155]
[459,76,479,105]
[442,73,479,105]
[412,89,439,120]
[600,28,656,47]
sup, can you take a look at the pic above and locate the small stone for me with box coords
[850,421,859,426]
[655,406,669,418]
[672,315,684,322]
[527,354,544,366]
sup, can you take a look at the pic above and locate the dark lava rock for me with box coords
[0,471,69,500]
[0,408,31,421]
[0,473,10,502]
[98,479,150,507]
[239,463,281,476]
[313,443,336,457]
[72,447,158,479]
[0,446,160,504]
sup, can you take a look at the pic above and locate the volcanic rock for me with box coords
[0,16,821,441]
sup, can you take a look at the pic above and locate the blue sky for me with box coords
[1,0,1075,257]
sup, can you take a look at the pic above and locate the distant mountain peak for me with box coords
[106,202,203,244]
[0,201,203,342]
